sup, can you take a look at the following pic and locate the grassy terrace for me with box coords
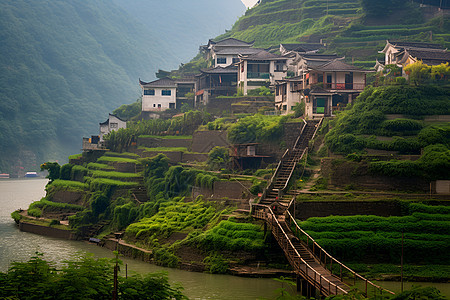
[139,135,192,139]
[87,162,115,171]
[142,147,189,153]
[90,170,141,180]
[47,179,88,191]
[97,156,139,164]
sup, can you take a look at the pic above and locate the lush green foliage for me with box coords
[207,147,230,170]
[46,179,88,191]
[40,162,61,182]
[27,199,84,218]
[299,203,450,264]
[125,198,222,248]
[228,114,288,144]
[105,111,212,152]
[90,170,141,180]
[191,220,266,252]
[0,252,186,299]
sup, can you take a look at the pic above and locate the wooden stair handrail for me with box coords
[252,204,348,296]
[293,119,308,150]
[280,148,308,192]
[284,198,395,296]
[259,148,289,203]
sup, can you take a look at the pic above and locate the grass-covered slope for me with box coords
[324,84,450,180]
[216,0,450,63]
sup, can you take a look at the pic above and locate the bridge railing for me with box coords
[252,204,348,296]
[284,198,395,297]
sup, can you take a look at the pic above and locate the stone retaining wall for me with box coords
[191,130,229,153]
[19,221,76,240]
[295,201,402,220]
[321,158,429,192]
[137,137,191,149]
[50,190,86,205]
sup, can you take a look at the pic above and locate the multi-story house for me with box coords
[237,50,288,95]
[275,56,371,117]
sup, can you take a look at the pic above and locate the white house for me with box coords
[99,114,127,141]
[140,78,177,112]
[237,50,288,95]
[201,38,257,68]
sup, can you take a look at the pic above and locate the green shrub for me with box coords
[59,164,73,180]
[203,254,229,274]
[380,119,423,135]
[228,114,288,144]
[207,147,230,170]
[153,248,179,268]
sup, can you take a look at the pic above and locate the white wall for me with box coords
[142,87,177,111]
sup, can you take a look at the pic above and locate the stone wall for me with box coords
[181,153,208,163]
[321,158,429,192]
[113,162,136,173]
[294,201,402,220]
[50,190,86,206]
[192,181,252,200]
[283,121,304,149]
[191,130,229,153]
[137,137,192,149]
[141,151,183,163]
[206,96,274,114]
[19,221,76,240]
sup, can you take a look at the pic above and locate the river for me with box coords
[0,178,292,299]
[1,178,448,299]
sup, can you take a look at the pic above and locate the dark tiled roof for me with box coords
[100,113,126,125]
[313,60,370,72]
[241,50,287,60]
[388,40,445,50]
[216,47,264,55]
[139,77,176,87]
[405,49,450,64]
[309,86,332,94]
[200,66,238,74]
[212,38,253,47]
[302,53,341,60]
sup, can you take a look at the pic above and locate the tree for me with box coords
[207,147,230,170]
[40,162,61,182]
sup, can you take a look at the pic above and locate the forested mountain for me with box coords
[0,0,245,174]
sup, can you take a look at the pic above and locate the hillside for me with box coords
[215,0,450,65]
[0,0,245,175]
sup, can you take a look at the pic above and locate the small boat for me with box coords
[0,173,10,179]
[25,172,38,178]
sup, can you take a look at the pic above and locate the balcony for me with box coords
[247,72,270,79]
[322,82,366,90]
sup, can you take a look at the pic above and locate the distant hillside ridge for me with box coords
[0,0,245,174]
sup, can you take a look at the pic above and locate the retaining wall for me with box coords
[19,221,76,240]
[50,190,86,205]
[294,201,402,220]
[321,158,429,192]
[137,137,192,149]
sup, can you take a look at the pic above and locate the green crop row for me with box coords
[46,179,88,191]
[87,163,115,171]
[90,170,141,180]
[191,220,266,252]
[97,156,139,164]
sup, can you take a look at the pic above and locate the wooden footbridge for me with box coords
[252,119,395,297]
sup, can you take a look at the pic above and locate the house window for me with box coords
[153,104,156,107]
[162,90,171,96]
[144,89,155,95]
[232,57,239,64]
[318,74,323,83]
[217,57,227,64]
[169,103,175,109]
[110,123,118,129]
